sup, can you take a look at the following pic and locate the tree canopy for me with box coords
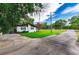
[0,3,44,33]
[69,15,79,29]
[52,19,67,29]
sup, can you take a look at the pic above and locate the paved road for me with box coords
[0,30,79,55]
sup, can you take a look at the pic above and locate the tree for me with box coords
[36,22,48,29]
[41,23,48,29]
[0,3,43,34]
[53,19,67,29]
[35,22,42,30]
[69,15,79,29]
[19,17,34,25]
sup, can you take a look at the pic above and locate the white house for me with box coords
[16,24,38,32]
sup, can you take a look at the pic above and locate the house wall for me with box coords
[28,25,37,32]
[16,26,28,32]
[0,32,2,36]
[16,25,37,32]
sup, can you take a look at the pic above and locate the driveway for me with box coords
[0,30,79,55]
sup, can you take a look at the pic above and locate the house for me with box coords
[16,24,38,32]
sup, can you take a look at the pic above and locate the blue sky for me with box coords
[28,3,79,23]
[45,3,79,23]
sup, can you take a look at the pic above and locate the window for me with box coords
[31,27,34,30]
[21,27,26,31]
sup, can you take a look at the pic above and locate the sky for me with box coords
[45,3,79,23]
[29,3,79,24]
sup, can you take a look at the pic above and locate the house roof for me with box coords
[16,24,28,26]
[16,24,37,27]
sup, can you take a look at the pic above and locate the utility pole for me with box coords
[47,12,52,32]
[49,12,52,32]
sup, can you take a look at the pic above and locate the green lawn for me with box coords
[76,30,79,42]
[19,30,66,38]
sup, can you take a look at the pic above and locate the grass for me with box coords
[76,30,79,42]
[19,29,65,38]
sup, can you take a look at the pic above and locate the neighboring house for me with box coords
[16,24,38,32]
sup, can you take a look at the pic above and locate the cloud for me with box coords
[61,4,79,14]
[33,3,64,22]
[45,3,79,23]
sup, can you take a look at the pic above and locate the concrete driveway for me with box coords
[0,30,79,55]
